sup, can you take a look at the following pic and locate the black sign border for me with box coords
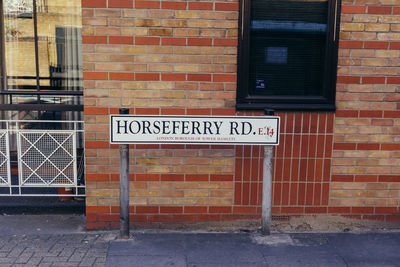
[110,115,280,145]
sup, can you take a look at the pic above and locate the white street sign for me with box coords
[110,115,280,145]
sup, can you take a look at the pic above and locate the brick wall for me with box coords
[82,0,400,229]
[333,0,400,221]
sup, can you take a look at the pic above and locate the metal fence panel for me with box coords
[0,131,10,186]
[18,131,76,186]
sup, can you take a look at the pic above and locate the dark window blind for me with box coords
[248,0,329,97]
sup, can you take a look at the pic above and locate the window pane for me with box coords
[37,1,83,91]
[4,0,36,90]
[4,0,82,92]
[249,0,328,96]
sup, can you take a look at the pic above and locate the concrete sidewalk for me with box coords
[0,215,399,266]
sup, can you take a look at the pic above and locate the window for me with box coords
[0,0,83,121]
[237,0,341,110]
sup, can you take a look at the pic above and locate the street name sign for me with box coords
[110,115,280,145]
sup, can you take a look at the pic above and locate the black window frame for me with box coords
[236,0,341,111]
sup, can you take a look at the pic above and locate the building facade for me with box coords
[1,0,398,229]
[81,0,400,229]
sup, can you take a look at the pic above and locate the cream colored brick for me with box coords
[175,11,201,19]
[341,23,365,31]
[365,23,389,32]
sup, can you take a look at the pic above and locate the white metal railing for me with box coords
[0,120,85,196]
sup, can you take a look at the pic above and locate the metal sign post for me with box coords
[119,108,130,239]
[261,109,275,236]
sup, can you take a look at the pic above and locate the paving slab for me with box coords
[0,215,399,266]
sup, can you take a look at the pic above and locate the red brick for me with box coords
[332,175,354,182]
[341,5,366,14]
[210,174,233,181]
[233,206,257,214]
[214,38,237,46]
[135,37,160,45]
[384,111,400,118]
[110,72,134,80]
[281,207,304,214]
[188,38,212,46]
[337,76,360,84]
[161,174,184,181]
[387,77,400,84]
[109,36,133,44]
[335,110,358,117]
[390,42,400,50]
[333,142,356,150]
[161,144,185,149]
[386,215,400,221]
[98,214,119,222]
[209,206,232,213]
[162,37,186,46]
[161,73,186,81]
[188,2,213,10]
[83,72,108,80]
[187,109,212,115]
[379,175,400,182]
[328,207,351,214]
[395,7,400,15]
[215,3,238,11]
[185,174,209,181]
[86,174,109,181]
[364,41,388,49]
[161,108,185,115]
[161,1,186,9]
[339,40,363,49]
[197,214,220,221]
[135,1,160,8]
[160,206,183,213]
[147,215,172,222]
[356,143,379,150]
[136,174,160,181]
[82,36,107,44]
[359,110,382,117]
[375,207,397,214]
[82,0,107,8]
[211,109,235,115]
[213,74,236,82]
[362,77,385,84]
[135,108,160,115]
[355,175,378,182]
[173,215,197,222]
[85,141,109,148]
[367,6,392,14]
[187,74,212,81]
[135,73,160,81]
[305,207,327,214]
[84,107,108,115]
[86,206,110,213]
[130,215,147,222]
[136,206,159,213]
[108,0,133,8]
[352,207,374,214]
[184,206,207,213]
[86,214,97,222]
